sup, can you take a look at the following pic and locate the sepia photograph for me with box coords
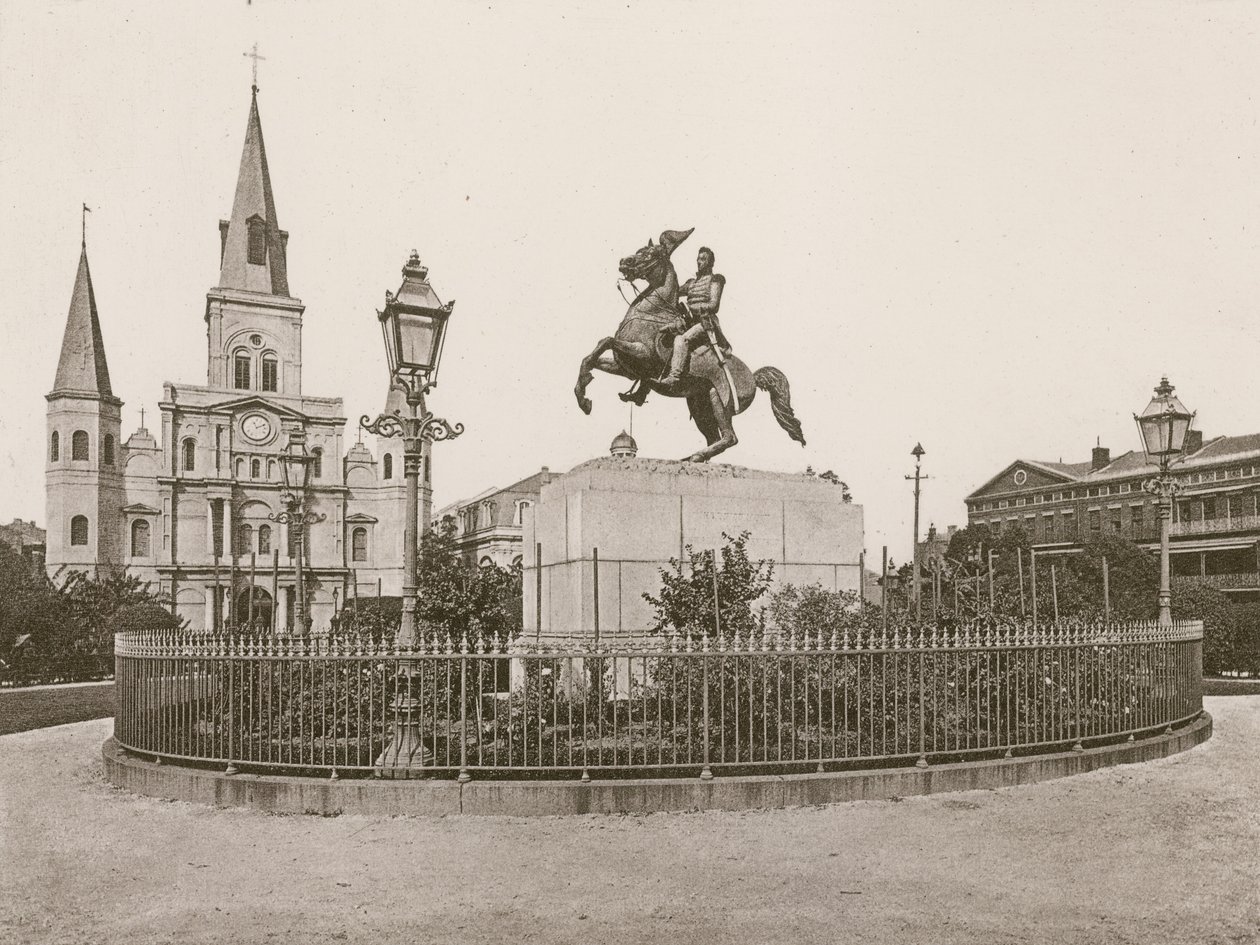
[1,2,1257,943]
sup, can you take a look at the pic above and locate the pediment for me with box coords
[210,396,309,421]
[967,461,1078,500]
[122,503,161,515]
[345,512,379,524]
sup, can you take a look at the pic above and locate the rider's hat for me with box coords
[658,228,694,257]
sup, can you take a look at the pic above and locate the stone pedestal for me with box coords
[521,457,864,645]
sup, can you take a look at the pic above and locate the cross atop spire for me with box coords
[244,43,266,92]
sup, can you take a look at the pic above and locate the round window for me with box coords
[250,334,263,347]
[1013,469,1028,486]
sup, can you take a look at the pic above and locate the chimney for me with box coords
[1184,430,1203,454]
[1092,441,1110,471]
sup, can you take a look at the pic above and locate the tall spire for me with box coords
[51,244,114,398]
[217,87,291,296]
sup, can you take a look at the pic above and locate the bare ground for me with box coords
[1,699,1257,945]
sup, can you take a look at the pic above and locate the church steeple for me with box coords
[217,87,291,297]
[52,244,115,399]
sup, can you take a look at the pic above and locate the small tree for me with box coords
[643,531,774,639]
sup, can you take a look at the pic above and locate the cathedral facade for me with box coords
[44,88,437,631]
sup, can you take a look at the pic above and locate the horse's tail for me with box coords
[754,366,806,446]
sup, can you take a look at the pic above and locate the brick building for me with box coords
[0,519,46,568]
[965,427,1260,603]
[433,468,560,569]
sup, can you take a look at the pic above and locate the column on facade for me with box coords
[277,584,289,633]
[206,500,215,556]
[204,585,216,632]
[222,499,232,561]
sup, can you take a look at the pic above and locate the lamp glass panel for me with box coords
[1151,416,1171,455]
[396,311,441,371]
[380,314,399,377]
[1169,414,1191,453]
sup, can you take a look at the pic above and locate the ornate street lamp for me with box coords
[1134,377,1195,628]
[362,251,463,775]
[268,426,326,634]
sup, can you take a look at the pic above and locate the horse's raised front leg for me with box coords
[684,386,738,462]
[575,337,616,414]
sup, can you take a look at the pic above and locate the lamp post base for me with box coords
[375,671,434,779]
[375,722,434,779]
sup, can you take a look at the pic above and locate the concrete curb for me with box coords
[102,713,1212,817]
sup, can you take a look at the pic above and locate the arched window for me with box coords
[383,453,393,480]
[267,459,276,480]
[235,457,245,478]
[287,524,299,558]
[50,431,59,462]
[251,458,261,478]
[103,434,115,466]
[237,523,253,557]
[424,455,430,483]
[72,430,89,461]
[351,527,368,562]
[311,447,323,480]
[70,515,89,546]
[233,349,251,390]
[257,524,272,555]
[130,519,150,557]
[182,438,196,472]
[479,556,494,568]
[514,500,532,526]
[261,354,278,392]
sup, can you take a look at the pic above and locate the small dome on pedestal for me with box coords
[610,430,638,457]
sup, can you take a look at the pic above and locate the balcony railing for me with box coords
[1171,514,1260,537]
[1173,573,1260,590]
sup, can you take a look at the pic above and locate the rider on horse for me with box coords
[664,246,729,387]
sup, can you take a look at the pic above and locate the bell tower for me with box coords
[204,87,304,399]
[46,243,124,576]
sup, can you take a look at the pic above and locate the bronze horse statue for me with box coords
[574,228,805,462]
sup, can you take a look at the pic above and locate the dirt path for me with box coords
[2,699,1257,945]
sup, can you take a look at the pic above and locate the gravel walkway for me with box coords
[1,698,1257,945]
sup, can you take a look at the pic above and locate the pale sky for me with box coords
[2,1,1258,564]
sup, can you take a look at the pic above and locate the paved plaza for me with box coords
[1,698,1257,945]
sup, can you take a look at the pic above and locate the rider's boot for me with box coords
[619,381,650,405]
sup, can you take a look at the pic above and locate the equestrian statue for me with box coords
[574,228,805,463]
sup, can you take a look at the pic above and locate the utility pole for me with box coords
[905,443,928,622]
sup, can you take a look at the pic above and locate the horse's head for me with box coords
[618,228,694,284]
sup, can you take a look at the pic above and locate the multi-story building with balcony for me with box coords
[965,430,1260,603]
[432,468,559,569]
[430,432,636,569]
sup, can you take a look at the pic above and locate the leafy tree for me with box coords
[769,584,871,642]
[417,520,521,642]
[945,523,993,566]
[54,569,172,655]
[1076,535,1157,619]
[643,531,775,638]
[0,543,62,655]
[336,519,523,643]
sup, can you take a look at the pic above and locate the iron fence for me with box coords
[114,619,1203,780]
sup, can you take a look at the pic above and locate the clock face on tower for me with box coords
[242,413,273,443]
